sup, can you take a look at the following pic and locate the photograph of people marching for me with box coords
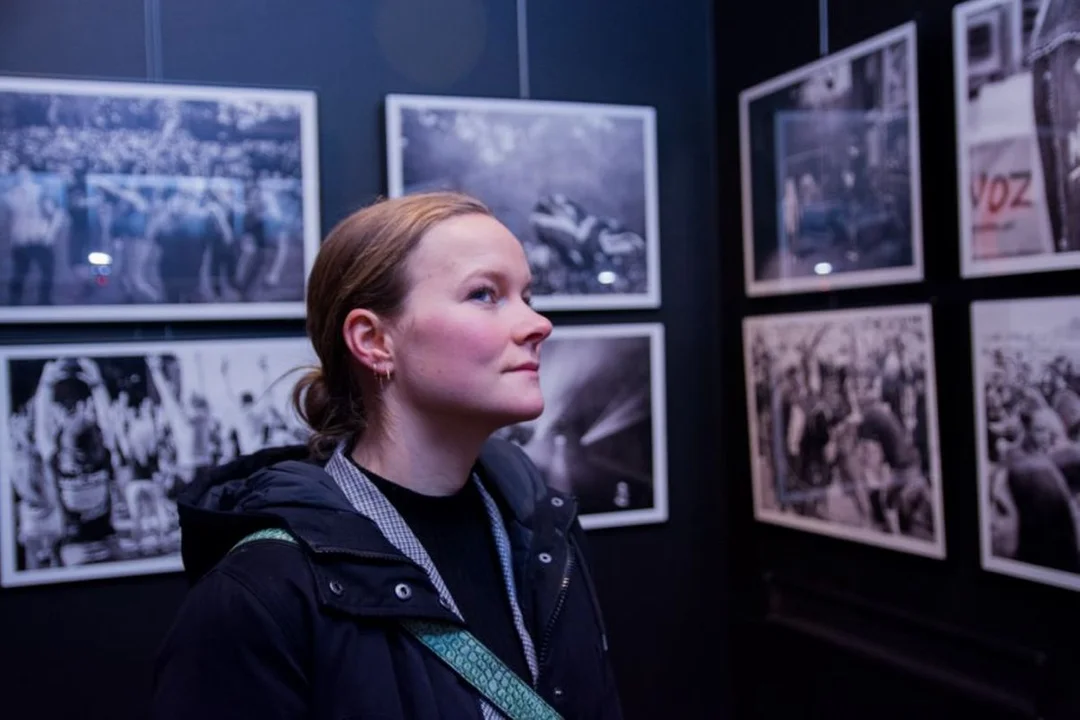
[744,304,945,557]
[0,337,315,587]
[491,324,668,529]
[0,76,319,322]
[386,93,660,310]
[973,296,1080,591]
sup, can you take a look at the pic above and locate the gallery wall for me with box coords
[0,1,724,718]
[717,0,1080,718]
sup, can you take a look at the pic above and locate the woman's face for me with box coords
[387,213,553,430]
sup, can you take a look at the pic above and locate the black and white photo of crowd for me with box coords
[741,24,920,294]
[387,95,658,310]
[955,0,1080,275]
[974,297,1080,590]
[0,77,315,321]
[1,339,313,587]
[492,325,667,529]
[745,306,943,556]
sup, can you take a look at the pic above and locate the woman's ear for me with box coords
[343,308,393,374]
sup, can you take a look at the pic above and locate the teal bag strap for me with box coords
[400,619,562,720]
[229,529,563,720]
[229,527,298,553]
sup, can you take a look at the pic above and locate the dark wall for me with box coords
[717,2,1080,719]
[0,0,723,718]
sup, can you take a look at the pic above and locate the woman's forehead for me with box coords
[410,215,527,279]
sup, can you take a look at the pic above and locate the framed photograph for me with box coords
[743,304,945,557]
[953,0,1079,277]
[739,23,923,296]
[385,94,660,311]
[492,323,668,529]
[0,75,320,323]
[0,336,316,588]
[972,296,1080,591]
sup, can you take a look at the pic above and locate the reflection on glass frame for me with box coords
[385,94,661,311]
[739,23,923,296]
[972,296,1080,592]
[0,336,316,588]
[492,323,668,529]
[953,0,1079,277]
[0,75,320,323]
[743,304,945,558]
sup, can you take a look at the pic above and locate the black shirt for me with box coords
[354,461,532,684]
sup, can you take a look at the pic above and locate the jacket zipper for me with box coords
[536,546,575,684]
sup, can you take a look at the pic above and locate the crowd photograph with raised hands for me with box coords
[0,76,319,323]
[743,304,944,557]
[0,338,315,587]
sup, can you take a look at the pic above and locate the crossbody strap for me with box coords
[228,529,563,720]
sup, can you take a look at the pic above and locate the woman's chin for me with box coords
[489,399,545,428]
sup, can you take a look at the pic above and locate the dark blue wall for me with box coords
[0,1,724,718]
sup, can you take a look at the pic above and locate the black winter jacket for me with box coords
[150,439,623,720]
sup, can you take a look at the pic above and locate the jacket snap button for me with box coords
[328,580,344,596]
[550,497,564,508]
[394,583,412,600]
[538,552,552,564]
[553,687,564,698]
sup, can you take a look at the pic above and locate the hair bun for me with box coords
[291,366,347,458]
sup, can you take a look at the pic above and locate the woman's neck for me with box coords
[350,411,488,497]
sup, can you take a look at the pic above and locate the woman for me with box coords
[151,192,623,720]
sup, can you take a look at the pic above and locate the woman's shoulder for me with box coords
[174,533,318,655]
[191,533,315,616]
[213,530,312,585]
[153,537,318,712]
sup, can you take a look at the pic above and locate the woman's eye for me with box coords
[468,285,498,303]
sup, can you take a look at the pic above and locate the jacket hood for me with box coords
[175,444,357,583]
[175,438,572,585]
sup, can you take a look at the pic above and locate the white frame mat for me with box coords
[0,335,316,587]
[743,303,945,558]
[972,295,1080,592]
[494,322,669,530]
[385,93,661,312]
[0,75,320,323]
[739,23,924,296]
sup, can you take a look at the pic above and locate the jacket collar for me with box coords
[178,439,578,623]
[476,436,577,534]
